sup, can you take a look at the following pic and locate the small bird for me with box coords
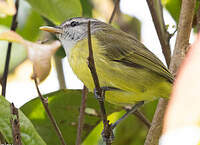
[40,17,173,107]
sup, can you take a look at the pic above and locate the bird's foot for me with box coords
[94,86,120,101]
[101,120,115,144]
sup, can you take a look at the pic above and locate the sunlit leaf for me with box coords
[83,101,157,145]
[0,96,46,144]
[0,30,61,81]
[20,89,118,145]
[0,0,16,17]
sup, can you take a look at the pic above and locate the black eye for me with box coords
[70,21,79,27]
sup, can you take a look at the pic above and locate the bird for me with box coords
[40,17,173,107]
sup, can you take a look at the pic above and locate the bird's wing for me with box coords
[94,27,174,83]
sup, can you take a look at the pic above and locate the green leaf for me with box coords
[162,0,181,23]
[80,0,93,17]
[0,25,27,77]
[82,111,125,145]
[113,101,157,145]
[82,101,158,145]
[17,10,44,41]
[55,46,66,58]
[0,96,46,144]
[25,0,82,25]
[20,89,118,145]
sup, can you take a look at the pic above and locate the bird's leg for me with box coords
[94,86,119,143]
[94,86,119,101]
[94,87,144,143]
[111,101,144,129]
[100,101,144,143]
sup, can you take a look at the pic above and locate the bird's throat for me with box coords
[60,39,76,57]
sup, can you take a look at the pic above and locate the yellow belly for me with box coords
[68,37,172,106]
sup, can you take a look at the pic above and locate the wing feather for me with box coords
[94,26,173,83]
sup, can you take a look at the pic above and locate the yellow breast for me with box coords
[68,36,171,106]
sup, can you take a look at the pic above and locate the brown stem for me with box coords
[144,98,168,145]
[132,110,151,129]
[146,0,171,67]
[1,0,19,97]
[32,75,67,145]
[145,0,196,145]
[109,0,120,24]
[10,103,22,145]
[76,86,88,145]
[169,0,196,75]
[87,21,113,145]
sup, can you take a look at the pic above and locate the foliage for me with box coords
[21,89,118,145]
[0,96,46,144]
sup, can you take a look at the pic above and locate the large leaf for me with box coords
[25,0,82,25]
[17,10,44,41]
[0,96,46,144]
[20,89,118,145]
[82,101,158,145]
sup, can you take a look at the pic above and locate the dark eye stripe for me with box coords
[70,21,79,27]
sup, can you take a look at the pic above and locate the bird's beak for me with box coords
[40,26,63,34]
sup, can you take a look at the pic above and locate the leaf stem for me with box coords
[146,0,171,67]
[76,86,88,145]
[109,0,120,24]
[32,75,67,145]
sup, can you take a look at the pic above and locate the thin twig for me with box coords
[10,103,22,145]
[76,86,88,145]
[146,0,171,67]
[145,0,196,145]
[132,110,151,129]
[145,1,172,144]
[87,21,113,145]
[109,0,120,24]
[32,75,67,145]
[1,0,19,97]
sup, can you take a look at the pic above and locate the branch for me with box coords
[146,0,171,67]
[169,0,196,75]
[10,103,22,145]
[145,0,196,145]
[132,110,151,129]
[144,98,168,145]
[87,21,113,145]
[32,75,67,145]
[76,86,88,145]
[109,0,120,24]
[1,0,19,97]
